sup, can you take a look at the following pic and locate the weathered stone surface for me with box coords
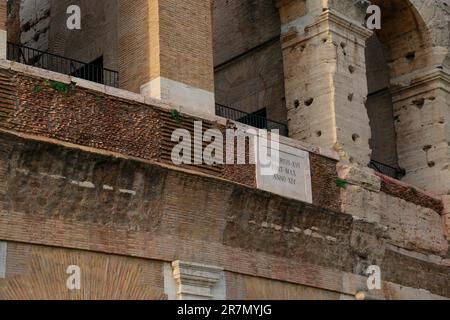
[0,131,447,298]
[337,164,381,192]
[379,192,448,256]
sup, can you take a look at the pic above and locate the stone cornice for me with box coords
[282,9,372,50]
[390,66,450,101]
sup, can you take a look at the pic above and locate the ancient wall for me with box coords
[6,0,118,69]
[0,66,341,211]
[213,0,287,124]
[0,0,450,300]
[0,129,448,299]
[47,0,118,70]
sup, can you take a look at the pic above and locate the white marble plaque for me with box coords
[256,142,312,204]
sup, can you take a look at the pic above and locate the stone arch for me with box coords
[363,0,450,193]
[364,0,432,174]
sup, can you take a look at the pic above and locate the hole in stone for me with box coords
[423,145,432,152]
[352,133,360,142]
[348,93,354,101]
[412,98,425,108]
[428,96,436,101]
[428,161,435,168]
[316,130,322,137]
[294,99,300,108]
[305,98,314,106]
[405,52,416,62]
[348,65,356,74]
[322,38,327,43]
[340,42,346,49]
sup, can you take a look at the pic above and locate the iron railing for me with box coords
[215,103,288,136]
[369,159,405,179]
[7,42,119,88]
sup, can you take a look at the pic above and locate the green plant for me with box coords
[123,105,129,113]
[170,109,182,123]
[96,95,106,112]
[335,178,349,189]
[45,80,74,94]
[34,85,42,93]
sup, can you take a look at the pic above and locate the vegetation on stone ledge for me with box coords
[335,178,349,188]
[170,109,183,123]
[44,79,75,94]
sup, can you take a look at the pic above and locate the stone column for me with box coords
[277,4,373,166]
[389,57,450,195]
[0,0,7,59]
[118,0,215,118]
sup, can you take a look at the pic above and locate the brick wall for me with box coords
[0,131,448,298]
[118,0,151,92]
[156,0,214,92]
[0,69,340,209]
[0,242,166,299]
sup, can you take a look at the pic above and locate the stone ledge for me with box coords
[337,164,381,192]
[377,172,443,214]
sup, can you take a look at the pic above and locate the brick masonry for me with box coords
[0,131,449,298]
[0,69,341,210]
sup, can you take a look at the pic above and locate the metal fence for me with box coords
[215,103,288,136]
[7,42,119,88]
[369,159,405,179]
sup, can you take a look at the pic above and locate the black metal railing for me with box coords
[369,159,405,179]
[215,103,288,136]
[7,42,119,87]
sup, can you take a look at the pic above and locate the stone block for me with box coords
[337,164,381,192]
[256,141,312,204]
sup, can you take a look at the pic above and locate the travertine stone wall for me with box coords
[279,6,372,166]
[338,164,448,256]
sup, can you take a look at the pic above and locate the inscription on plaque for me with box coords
[256,143,312,203]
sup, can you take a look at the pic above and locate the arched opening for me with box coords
[365,0,431,179]
[212,0,287,134]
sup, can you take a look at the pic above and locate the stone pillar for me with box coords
[118,0,215,118]
[390,61,450,195]
[0,0,7,59]
[277,5,372,166]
